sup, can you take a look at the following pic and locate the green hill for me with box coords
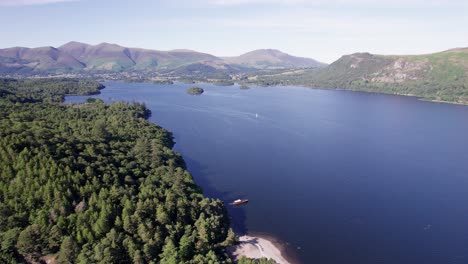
[250,48,468,104]
[223,49,325,69]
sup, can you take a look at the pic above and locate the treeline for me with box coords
[249,71,468,104]
[0,79,237,263]
[0,78,104,103]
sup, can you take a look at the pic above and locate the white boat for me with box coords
[231,199,249,205]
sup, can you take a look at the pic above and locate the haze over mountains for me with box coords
[0,42,325,74]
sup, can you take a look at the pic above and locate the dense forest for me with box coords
[0,78,238,263]
[0,78,104,103]
[247,67,468,104]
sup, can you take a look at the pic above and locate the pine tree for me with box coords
[57,236,79,264]
[16,224,44,262]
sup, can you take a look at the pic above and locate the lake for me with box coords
[66,82,468,264]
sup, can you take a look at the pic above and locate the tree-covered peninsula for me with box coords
[0,78,236,263]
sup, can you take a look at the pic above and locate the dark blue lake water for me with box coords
[66,82,468,264]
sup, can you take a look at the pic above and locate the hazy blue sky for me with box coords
[0,0,467,62]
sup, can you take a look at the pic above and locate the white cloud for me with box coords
[0,0,74,6]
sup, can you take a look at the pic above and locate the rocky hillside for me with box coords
[251,48,468,104]
[314,48,468,87]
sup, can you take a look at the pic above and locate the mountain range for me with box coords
[1,42,467,103]
[0,42,325,74]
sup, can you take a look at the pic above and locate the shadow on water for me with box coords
[182,156,248,235]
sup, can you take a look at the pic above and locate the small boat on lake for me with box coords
[231,199,249,205]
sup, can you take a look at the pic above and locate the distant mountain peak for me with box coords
[225,49,326,69]
[169,49,198,53]
[60,41,89,46]
[96,42,123,47]
[243,49,284,55]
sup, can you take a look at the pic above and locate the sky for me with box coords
[0,0,467,63]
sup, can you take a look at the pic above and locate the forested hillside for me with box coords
[0,79,236,263]
[247,48,468,104]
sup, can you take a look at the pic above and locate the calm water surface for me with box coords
[66,82,468,264]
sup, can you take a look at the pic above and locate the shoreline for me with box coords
[74,79,468,107]
[227,233,299,264]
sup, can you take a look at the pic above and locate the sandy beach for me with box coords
[227,235,292,264]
